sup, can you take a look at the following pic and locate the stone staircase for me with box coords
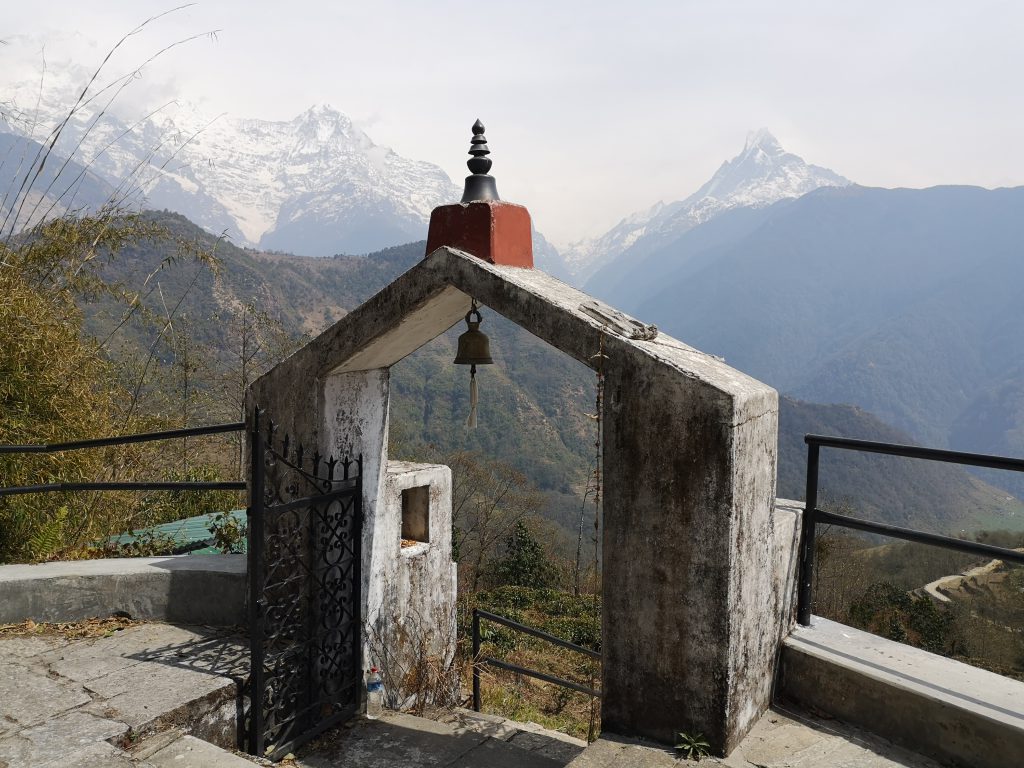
[0,622,251,767]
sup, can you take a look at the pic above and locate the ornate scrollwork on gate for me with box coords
[247,414,363,761]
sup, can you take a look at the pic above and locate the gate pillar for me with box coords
[600,355,780,754]
[321,368,391,640]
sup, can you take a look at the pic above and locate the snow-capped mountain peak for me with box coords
[744,127,783,154]
[0,77,461,255]
[565,130,850,280]
[693,129,845,208]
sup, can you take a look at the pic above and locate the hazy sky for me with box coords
[3,1,1023,245]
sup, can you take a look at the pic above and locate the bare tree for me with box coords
[212,295,302,471]
[446,451,546,592]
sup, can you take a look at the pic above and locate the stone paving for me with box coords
[567,707,946,768]
[0,621,947,768]
[0,622,248,767]
[294,710,586,767]
[0,621,586,768]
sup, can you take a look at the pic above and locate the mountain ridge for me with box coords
[0,80,457,254]
[0,74,573,270]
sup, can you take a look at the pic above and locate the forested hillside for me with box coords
[83,211,1023,540]
[76,213,596,557]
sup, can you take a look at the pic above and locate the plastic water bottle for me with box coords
[366,667,384,719]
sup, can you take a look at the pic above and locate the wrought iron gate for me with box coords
[247,416,363,760]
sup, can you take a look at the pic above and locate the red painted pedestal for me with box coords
[425,200,533,268]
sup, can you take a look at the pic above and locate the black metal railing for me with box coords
[471,608,601,712]
[797,434,1024,626]
[0,422,247,497]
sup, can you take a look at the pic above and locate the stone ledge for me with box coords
[0,555,246,626]
[780,616,1024,768]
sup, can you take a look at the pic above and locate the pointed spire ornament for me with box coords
[461,119,500,203]
[453,299,494,428]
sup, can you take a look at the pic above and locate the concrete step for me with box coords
[438,708,588,763]
[565,736,676,768]
[34,622,247,747]
[0,556,246,626]
[0,710,136,768]
[134,732,257,767]
[779,616,1024,768]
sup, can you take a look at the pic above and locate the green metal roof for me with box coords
[108,509,247,554]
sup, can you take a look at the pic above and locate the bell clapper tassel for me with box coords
[467,364,479,429]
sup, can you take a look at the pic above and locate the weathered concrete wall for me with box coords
[601,354,778,752]
[770,500,802,640]
[0,556,245,625]
[249,362,457,707]
[723,497,802,742]
[368,462,458,707]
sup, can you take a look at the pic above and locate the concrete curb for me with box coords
[780,617,1024,768]
[0,555,246,626]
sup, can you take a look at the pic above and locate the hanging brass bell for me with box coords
[454,306,493,366]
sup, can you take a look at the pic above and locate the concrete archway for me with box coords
[249,244,787,752]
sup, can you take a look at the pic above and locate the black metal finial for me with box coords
[461,119,500,203]
[467,120,492,175]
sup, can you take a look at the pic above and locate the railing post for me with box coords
[797,441,820,626]
[472,608,481,712]
[247,418,266,755]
